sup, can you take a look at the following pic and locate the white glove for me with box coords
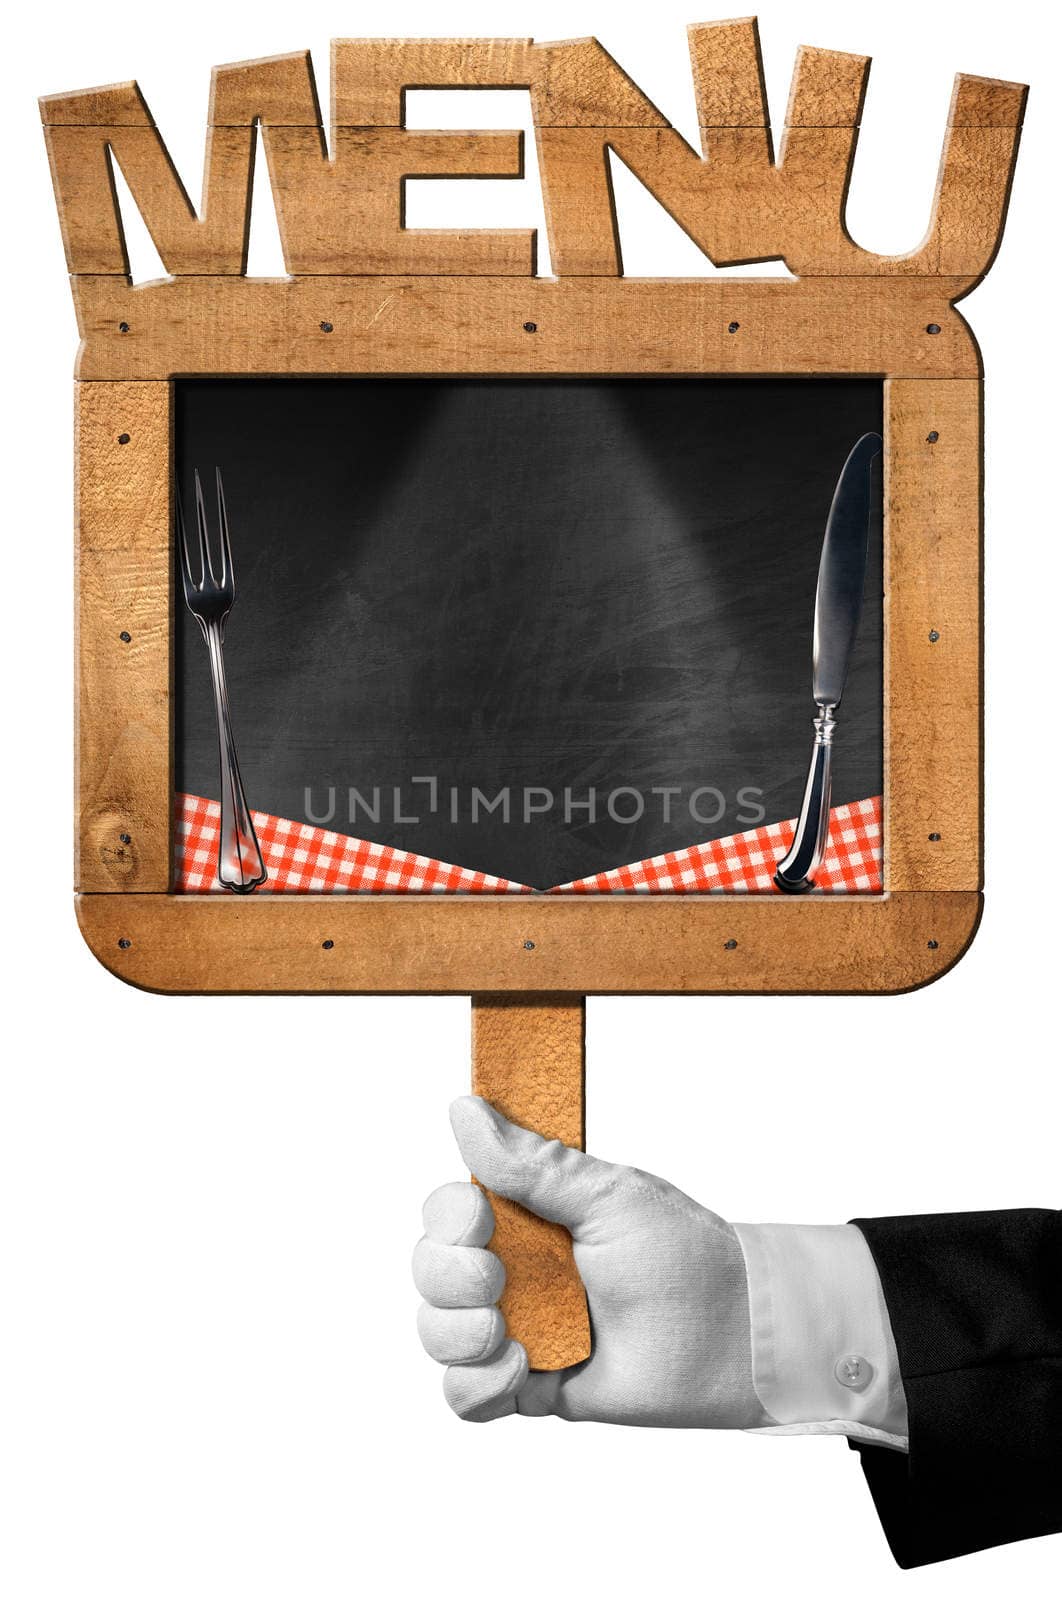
[413,1096,770,1427]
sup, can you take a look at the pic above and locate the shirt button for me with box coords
[835,1354,873,1391]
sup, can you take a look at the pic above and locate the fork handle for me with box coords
[203,622,267,893]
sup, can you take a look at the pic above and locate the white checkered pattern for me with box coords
[556,797,882,893]
[176,793,882,895]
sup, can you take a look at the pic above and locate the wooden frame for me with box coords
[71,315,986,996]
[46,24,1023,1368]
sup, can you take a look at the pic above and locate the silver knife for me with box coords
[774,431,881,894]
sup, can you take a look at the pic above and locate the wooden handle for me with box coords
[470,994,591,1371]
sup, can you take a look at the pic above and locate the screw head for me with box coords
[322,938,334,949]
[727,321,740,334]
[928,832,941,842]
[926,323,941,335]
[119,832,131,845]
[118,321,130,333]
[117,432,131,445]
[928,628,940,642]
[119,630,132,643]
[926,430,939,443]
[724,938,738,950]
[319,321,334,333]
[117,937,131,950]
[523,939,535,950]
[523,321,537,333]
[927,939,939,950]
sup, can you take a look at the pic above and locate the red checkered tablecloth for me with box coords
[557,796,882,893]
[176,793,882,894]
[176,794,530,893]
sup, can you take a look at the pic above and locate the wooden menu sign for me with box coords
[42,22,1024,1369]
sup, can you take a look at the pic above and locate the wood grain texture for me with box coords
[539,124,861,274]
[57,39,995,1387]
[209,51,321,126]
[471,996,589,1370]
[538,115,1019,279]
[908,124,1024,279]
[330,37,669,127]
[261,127,533,276]
[76,382,171,891]
[40,34,1025,288]
[70,275,980,381]
[75,890,982,994]
[948,75,1027,127]
[331,37,534,125]
[687,19,768,127]
[40,81,152,125]
[534,127,620,274]
[785,46,869,126]
[531,37,668,128]
[45,124,253,275]
[885,380,981,891]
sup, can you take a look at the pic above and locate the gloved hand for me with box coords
[413,1096,770,1427]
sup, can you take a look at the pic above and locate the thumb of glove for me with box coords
[449,1095,617,1236]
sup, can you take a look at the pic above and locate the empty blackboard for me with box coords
[175,377,883,889]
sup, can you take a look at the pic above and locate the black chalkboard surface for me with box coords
[176,378,882,889]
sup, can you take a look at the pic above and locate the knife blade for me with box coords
[813,431,881,707]
[774,431,881,893]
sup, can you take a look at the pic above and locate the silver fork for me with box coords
[177,468,267,893]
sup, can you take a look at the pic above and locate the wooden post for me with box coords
[470,994,591,1371]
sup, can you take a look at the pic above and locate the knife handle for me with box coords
[775,705,835,893]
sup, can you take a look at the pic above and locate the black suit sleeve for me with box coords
[848,1208,1062,1569]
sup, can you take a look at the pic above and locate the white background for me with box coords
[2,1,1059,1595]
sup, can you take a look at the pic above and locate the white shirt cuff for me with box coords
[733,1221,909,1452]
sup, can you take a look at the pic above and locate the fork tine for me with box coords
[193,467,216,586]
[175,480,196,589]
[215,466,233,589]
